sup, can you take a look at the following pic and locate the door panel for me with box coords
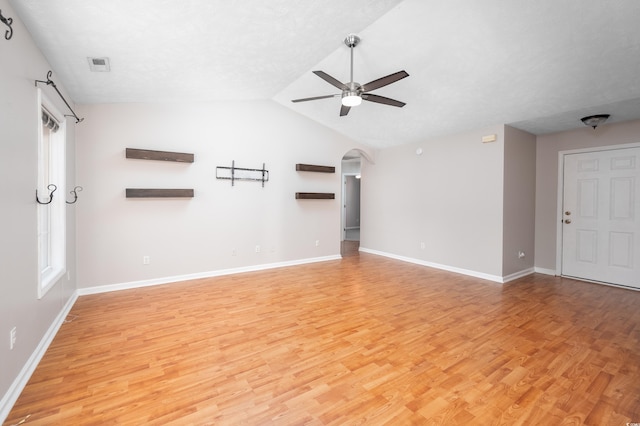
[562,147,640,289]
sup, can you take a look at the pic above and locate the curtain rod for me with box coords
[35,71,84,124]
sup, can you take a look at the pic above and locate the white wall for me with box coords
[0,0,77,418]
[361,125,537,281]
[75,102,370,290]
[502,126,536,277]
[360,125,507,278]
[535,119,640,272]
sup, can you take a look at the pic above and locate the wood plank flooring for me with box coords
[5,248,640,425]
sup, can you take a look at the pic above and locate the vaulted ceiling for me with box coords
[10,0,640,148]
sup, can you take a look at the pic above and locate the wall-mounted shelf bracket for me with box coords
[216,161,269,187]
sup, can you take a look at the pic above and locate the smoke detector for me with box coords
[88,57,111,72]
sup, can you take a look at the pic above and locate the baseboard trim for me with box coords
[534,267,557,276]
[502,268,535,283]
[358,247,535,284]
[359,247,506,283]
[78,255,342,296]
[0,291,78,424]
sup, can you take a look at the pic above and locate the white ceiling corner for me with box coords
[10,0,640,148]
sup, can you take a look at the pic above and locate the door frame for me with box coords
[556,142,640,277]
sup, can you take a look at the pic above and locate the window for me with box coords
[37,89,66,298]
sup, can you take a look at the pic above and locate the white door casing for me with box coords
[561,146,640,289]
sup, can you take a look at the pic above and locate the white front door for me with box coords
[561,146,640,289]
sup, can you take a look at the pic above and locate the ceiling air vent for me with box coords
[88,57,111,72]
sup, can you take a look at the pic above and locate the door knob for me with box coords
[565,211,571,216]
[564,219,571,224]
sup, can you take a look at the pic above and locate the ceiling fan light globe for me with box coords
[341,93,362,107]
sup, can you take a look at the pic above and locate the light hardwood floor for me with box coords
[5,247,640,425]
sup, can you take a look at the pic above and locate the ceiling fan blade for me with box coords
[361,93,406,108]
[313,71,350,91]
[340,105,351,116]
[361,70,409,92]
[292,94,339,103]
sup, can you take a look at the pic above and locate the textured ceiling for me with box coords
[10,0,402,103]
[10,0,640,148]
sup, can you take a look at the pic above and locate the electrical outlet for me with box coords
[143,256,150,265]
[255,245,261,253]
[315,240,320,247]
[420,242,426,250]
[10,327,16,350]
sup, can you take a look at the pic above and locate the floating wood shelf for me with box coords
[295,164,335,173]
[126,148,194,163]
[295,192,335,200]
[126,188,194,198]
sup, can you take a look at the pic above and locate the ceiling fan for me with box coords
[292,34,409,116]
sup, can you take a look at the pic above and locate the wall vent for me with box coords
[88,57,111,72]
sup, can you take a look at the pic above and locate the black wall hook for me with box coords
[36,184,57,205]
[0,9,12,40]
[66,186,83,204]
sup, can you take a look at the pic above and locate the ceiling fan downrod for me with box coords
[344,34,360,88]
